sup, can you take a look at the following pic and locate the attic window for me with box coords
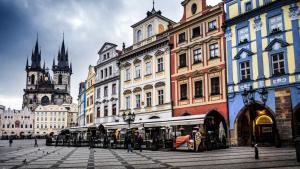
[191,3,197,14]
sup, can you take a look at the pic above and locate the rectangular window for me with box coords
[104,106,108,117]
[269,15,283,33]
[97,88,100,99]
[97,107,100,118]
[158,90,164,105]
[104,86,108,97]
[179,53,187,68]
[193,49,202,64]
[146,92,152,107]
[211,77,220,95]
[208,20,217,31]
[112,84,116,95]
[125,68,130,81]
[192,27,201,38]
[157,58,164,72]
[272,53,285,75]
[136,94,141,108]
[238,27,249,44]
[104,68,108,77]
[126,96,130,110]
[245,2,252,12]
[112,104,116,116]
[101,70,103,79]
[209,43,219,59]
[146,62,152,75]
[107,53,110,59]
[180,84,188,100]
[90,96,93,105]
[240,61,251,81]
[103,54,106,60]
[135,65,141,78]
[109,66,112,76]
[178,32,186,43]
[194,81,203,98]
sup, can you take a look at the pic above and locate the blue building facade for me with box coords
[77,81,87,127]
[224,0,300,146]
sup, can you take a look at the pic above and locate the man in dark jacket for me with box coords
[137,134,143,152]
[127,135,133,153]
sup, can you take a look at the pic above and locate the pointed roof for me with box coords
[30,35,41,69]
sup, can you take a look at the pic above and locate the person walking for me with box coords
[137,134,143,152]
[34,137,38,147]
[127,135,133,153]
[9,137,13,147]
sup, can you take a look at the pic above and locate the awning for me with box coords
[103,114,206,129]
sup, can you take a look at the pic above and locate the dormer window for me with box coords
[147,24,153,38]
[137,30,142,42]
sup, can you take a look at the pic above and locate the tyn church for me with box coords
[23,37,73,111]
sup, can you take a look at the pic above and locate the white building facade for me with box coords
[34,105,68,135]
[118,7,174,129]
[0,105,35,138]
[94,43,121,126]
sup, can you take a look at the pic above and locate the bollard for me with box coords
[255,144,259,159]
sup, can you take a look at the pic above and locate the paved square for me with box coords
[0,140,299,169]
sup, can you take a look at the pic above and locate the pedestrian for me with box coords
[127,135,133,153]
[9,137,13,147]
[34,137,38,147]
[138,134,143,152]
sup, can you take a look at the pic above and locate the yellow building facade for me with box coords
[86,65,95,127]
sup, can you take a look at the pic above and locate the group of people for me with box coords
[8,137,39,147]
[124,133,143,153]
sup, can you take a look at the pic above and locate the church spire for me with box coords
[152,0,155,12]
[31,34,41,69]
[26,57,29,70]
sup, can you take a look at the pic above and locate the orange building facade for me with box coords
[169,0,228,146]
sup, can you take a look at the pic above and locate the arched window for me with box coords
[31,74,35,85]
[58,74,62,84]
[137,30,142,42]
[147,25,153,38]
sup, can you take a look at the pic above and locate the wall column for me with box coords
[289,4,300,74]
[254,16,265,80]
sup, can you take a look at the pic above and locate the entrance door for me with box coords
[255,115,274,145]
[237,112,251,146]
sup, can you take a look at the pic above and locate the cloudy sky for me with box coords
[0,0,221,109]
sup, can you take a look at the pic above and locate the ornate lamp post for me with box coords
[242,86,268,146]
[122,111,135,129]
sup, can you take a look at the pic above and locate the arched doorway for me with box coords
[204,110,228,149]
[236,103,277,146]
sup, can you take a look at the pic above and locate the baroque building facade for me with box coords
[0,105,35,138]
[117,5,175,135]
[94,43,121,126]
[224,0,300,146]
[86,65,96,127]
[23,37,73,111]
[169,0,228,144]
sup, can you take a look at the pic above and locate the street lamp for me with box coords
[122,111,135,129]
[242,86,268,146]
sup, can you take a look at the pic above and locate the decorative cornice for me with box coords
[208,66,222,73]
[235,48,254,60]
[133,87,142,93]
[177,74,188,81]
[123,89,132,95]
[265,38,289,51]
[191,70,204,77]
[143,54,153,61]
[143,84,153,90]
[154,81,165,88]
[133,58,141,64]
[154,50,164,56]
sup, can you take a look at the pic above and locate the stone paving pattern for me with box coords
[0,141,300,169]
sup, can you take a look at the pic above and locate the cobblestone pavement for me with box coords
[0,145,299,169]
